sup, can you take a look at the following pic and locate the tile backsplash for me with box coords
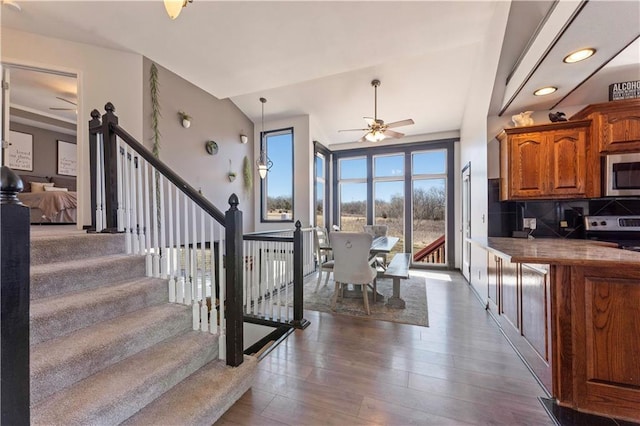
[487,179,640,239]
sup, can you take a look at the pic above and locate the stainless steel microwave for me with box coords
[605,152,640,196]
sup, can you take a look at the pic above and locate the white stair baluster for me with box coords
[184,195,192,305]
[175,191,185,304]
[159,175,166,278]
[191,200,199,330]
[95,134,104,233]
[116,138,124,232]
[200,209,208,332]
[167,183,175,302]
[143,161,152,276]
[151,169,160,276]
[130,154,139,255]
[136,154,145,253]
[123,147,132,253]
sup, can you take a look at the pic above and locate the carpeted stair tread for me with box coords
[30,277,168,345]
[123,356,257,426]
[31,303,193,405]
[31,232,125,265]
[31,254,146,300]
[31,331,219,426]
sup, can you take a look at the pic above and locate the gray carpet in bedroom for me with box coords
[302,273,429,327]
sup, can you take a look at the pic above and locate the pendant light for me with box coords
[164,0,191,20]
[256,97,273,179]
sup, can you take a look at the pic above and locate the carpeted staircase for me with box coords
[29,231,256,425]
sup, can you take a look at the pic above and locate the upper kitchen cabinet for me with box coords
[572,98,640,153]
[498,120,598,201]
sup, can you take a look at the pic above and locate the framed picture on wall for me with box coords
[57,140,77,176]
[5,130,33,171]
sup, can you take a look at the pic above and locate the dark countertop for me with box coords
[470,237,640,267]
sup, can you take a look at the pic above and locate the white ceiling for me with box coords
[2,1,639,146]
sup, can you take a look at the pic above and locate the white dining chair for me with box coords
[314,227,334,292]
[329,232,377,315]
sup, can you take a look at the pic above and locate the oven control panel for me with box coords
[584,216,640,232]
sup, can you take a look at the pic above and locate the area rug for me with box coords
[302,274,429,327]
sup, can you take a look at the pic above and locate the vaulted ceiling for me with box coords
[2,1,639,145]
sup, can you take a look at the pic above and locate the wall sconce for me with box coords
[178,111,191,128]
[240,134,248,144]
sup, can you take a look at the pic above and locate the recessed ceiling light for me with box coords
[563,48,596,63]
[534,86,557,96]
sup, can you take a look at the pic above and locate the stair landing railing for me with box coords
[89,103,246,366]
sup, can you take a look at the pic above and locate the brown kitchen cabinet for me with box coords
[572,98,640,153]
[498,120,598,200]
[484,250,552,392]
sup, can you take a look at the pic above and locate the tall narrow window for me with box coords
[261,128,294,222]
[373,153,404,256]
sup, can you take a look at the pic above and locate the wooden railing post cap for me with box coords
[91,109,101,120]
[295,220,302,229]
[104,102,115,113]
[228,193,239,210]
[0,166,24,204]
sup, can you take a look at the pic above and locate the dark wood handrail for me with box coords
[414,235,446,262]
[109,123,226,225]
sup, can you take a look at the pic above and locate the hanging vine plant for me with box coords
[150,63,161,158]
[242,155,252,193]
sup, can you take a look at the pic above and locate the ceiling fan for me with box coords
[49,96,77,112]
[339,79,414,142]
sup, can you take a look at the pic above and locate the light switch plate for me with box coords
[523,218,537,230]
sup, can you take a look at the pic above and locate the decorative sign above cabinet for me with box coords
[609,80,640,101]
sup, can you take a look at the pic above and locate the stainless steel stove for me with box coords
[584,215,640,251]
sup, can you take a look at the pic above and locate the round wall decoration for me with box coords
[205,140,218,155]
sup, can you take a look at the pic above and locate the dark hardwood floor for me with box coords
[217,270,553,425]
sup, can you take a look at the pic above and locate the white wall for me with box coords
[2,28,143,228]
[459,1,511,297]
[254,114,313,232]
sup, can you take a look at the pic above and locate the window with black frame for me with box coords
[261,128,294,222]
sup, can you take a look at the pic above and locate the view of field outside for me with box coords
[263,130,293,221]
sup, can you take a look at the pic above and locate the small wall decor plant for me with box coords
[242,155,252,193]
[228,159,237,182]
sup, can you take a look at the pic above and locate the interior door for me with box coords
[462,163,471,281]
[1,66,9,165]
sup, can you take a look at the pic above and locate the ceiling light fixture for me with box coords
[365,129,386,142]
[256,97,273,180]
[164,0,192,20]
[563,48,596,64]
[534,86,557,96]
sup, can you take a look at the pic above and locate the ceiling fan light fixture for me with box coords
[365,130,386,142]
[164,0,190,20]
[534,86,557,96]
[563,48,596,64]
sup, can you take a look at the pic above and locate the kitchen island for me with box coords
[473,237,640,422]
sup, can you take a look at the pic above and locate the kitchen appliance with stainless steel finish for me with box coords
[584,215,640,251]
[604,152,640,197]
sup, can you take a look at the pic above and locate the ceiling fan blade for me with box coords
[56,96,77,106]
[383,129,404,139]
[338,128,369,132]
[358,134,369,143]
[385,118,414,129]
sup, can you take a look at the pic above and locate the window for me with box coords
[338,157,367,231]
[373,154,404,256]
[261,128,293,222]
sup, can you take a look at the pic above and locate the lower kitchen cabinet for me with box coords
[485,252,552,392]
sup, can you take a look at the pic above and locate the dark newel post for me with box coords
[225,194,244,366]
[88,109,101,232]
[101,102,119,232]
[291,221,310,329]
[0,167,30,425]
